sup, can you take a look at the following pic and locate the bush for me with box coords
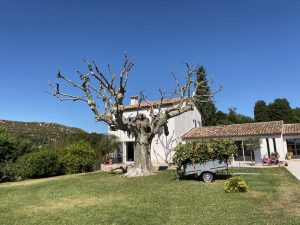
[0,130,37,163]
[224,176,248,193]
[0,162,18,182]
[173,139,238,168]
[62,140,96,174]
[16,150,60,179]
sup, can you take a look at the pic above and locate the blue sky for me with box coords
[0,0,299,133]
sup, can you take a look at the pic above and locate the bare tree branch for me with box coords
[49,55,219,177]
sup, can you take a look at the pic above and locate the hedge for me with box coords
[16,150,60,179]
[173,139,238,168]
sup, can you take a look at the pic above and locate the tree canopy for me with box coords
[214,108,254,125]
[292,108,300,123]
[254,98,299,123]
[254,100,270,122]
[269,98,293,123]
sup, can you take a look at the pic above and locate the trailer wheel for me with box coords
[202,172,214,183]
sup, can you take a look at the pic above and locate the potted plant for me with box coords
[287,152,293,160]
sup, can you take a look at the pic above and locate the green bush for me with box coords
[224,176,248,193]
[0,130,37,163]
[173,139,237,168]
[16,150,60,179]
[0,162,18,182]
[62,140,96,174]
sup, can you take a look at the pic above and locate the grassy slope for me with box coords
[0,120,86,137]
[0,119,87,147]
[0,168,299,225]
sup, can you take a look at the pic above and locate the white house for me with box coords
[108,96,202,166]
[182,121,300,162]
[109,96,300,165]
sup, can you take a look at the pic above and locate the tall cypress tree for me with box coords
[254,100,270,122]
[195,66,217,126]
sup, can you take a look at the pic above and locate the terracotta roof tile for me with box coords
[124,98,182,111]
[182,121,284,139]
[283,124,300,135]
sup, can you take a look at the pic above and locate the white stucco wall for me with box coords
[108,105,201,166]
[174,108,201,141]
[259,136,285,160]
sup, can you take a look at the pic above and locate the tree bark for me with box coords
[123,133,152,177]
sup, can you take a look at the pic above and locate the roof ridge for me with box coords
[124,97,182,110]
[183,120,284,139]
[194,120,284,129]
[181,127,198,138]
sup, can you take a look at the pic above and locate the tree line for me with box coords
[254,99,300,123]
[195,67,299,126]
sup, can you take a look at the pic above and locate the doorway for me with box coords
[126,142,135,161]
[234,140,253,161]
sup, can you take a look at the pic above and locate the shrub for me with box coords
[0,130,37,163]
[224,176,248,193]
[173,139,238,168]
[62,140,96,174]
[16,150,60,179]
[0,162,18,182]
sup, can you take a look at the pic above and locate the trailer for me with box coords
[181,159,228,182]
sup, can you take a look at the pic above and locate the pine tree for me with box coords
[254,100,270,122]
[292,108,300,123]
[268,98,293,123]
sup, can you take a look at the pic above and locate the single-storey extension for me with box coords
[182,121,300,162]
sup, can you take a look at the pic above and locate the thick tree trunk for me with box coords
[123,133,153,177]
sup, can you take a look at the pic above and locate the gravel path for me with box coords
[286,159,300,181]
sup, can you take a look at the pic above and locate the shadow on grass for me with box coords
[172,171,232,182]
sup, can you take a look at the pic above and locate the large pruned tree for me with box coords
[49,54,218,177]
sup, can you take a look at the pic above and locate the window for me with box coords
[234,141,251,161]
[193,119,197,128]
[128,117,136,122]
[287,138,300,156]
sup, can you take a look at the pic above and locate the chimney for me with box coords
[130,96,139,105]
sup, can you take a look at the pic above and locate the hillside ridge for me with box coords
[0,119,87,136]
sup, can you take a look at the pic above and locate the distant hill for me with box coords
[0,120,88,144]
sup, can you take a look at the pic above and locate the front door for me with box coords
[126,142,134,161]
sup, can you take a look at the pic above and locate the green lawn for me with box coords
[0,168,300,225]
